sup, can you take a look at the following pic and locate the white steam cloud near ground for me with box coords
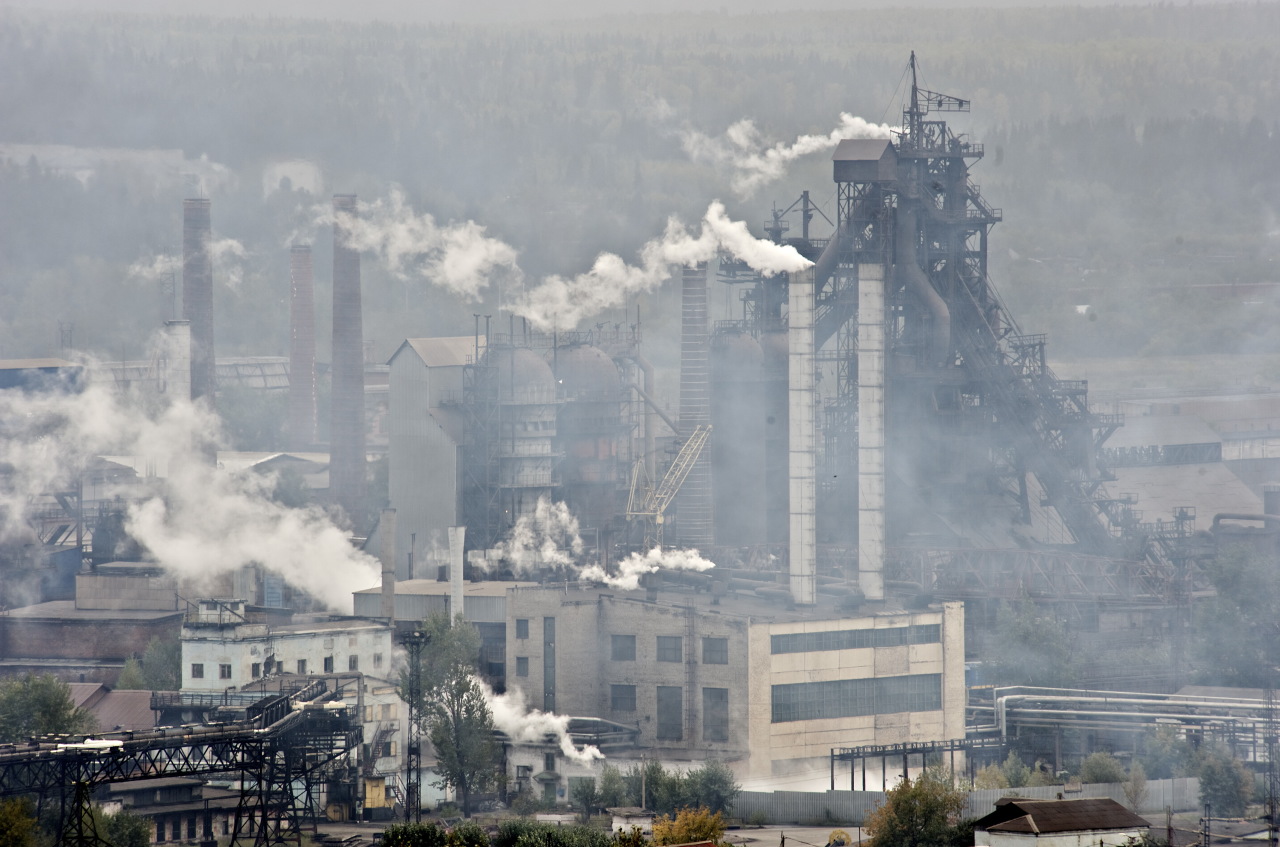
[682,113,896,198]
[0,365,378,611]
[580,546,715,591]
[480,677,603,765]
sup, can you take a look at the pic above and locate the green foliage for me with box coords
[400,612,483,700]
[1079,752,1126,785]
[427,669,498,817]
[140,635,181,691]
[571,777,598,822]
[864,768,968,847]
[1195,745,1252,817]
[614,826,649,847]
[497,820,610,847]
[1138,726,1193,780]
[985,601,1078,689]
[115,657,146,690]
[597,764,634,809]
[616,760,739,816]
[1193,545,1280,688]
[1000,752,1031,789]
[100,809,151,847]
[0,673,96,742]
[652,807,726,846]
[0,798,42,847]
[384,822,449,847]
[972,763,1008,790]
[683,761,740,816]
[448,821,491,847]
[1123,762,1149,812]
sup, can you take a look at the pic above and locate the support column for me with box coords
[857,263,886,601]
[788,267,816,605]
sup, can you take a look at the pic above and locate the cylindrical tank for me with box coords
[711,330,766,546]
[760,330,790,547]
[550,344,622,537]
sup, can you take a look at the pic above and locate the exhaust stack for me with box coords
[330,195,366,524]
[182,198,215,407]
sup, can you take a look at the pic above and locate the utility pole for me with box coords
[402,629,429,823]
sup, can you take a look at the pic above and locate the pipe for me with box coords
[810,224,845,291]
[895,205,951,366]
[1211,512,1280,530]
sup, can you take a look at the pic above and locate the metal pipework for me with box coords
[894,205,951,366]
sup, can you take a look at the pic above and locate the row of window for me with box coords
[770,673,942,723]
[770,624,941,655]
[190,653,383,680]
[607,684,729,742]
[611,635,729,664]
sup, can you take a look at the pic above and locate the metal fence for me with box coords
[732,777,1201,826]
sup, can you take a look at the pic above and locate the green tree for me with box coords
[684,761,739,815]
[140,635,181,691]
[571,777,598,822]
[115,657,146,690]
[1000,751,1031,788]
[383,822,448,847]
[427,667,498,817]
[652,807,726,846]
[1138,726,1192,780]
[986,600,1079,688]
[0,798,41,847]
[597,764,635,809]
[1080,752,1126,785]
[1193,545,1280,687]
[864,768,969,847]
[0,673,96,742]
[1196,745,1252,817]
[100,809,151,847]
[1123,762,1148,812]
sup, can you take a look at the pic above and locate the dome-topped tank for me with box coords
[552,344,621,400]
[492,346,556,398]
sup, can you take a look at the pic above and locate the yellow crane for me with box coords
[626,424,712,549]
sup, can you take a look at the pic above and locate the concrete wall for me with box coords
[75,572,182,611]
[181,622,392,691]
[1,612,181,662]
[387,351,465,580]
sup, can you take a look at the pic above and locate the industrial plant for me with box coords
[2,52,1279,844]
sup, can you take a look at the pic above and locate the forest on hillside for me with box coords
[0,3,1277,374]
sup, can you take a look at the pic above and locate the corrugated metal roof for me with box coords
[832,138,893,161]
[1109,462,1261,523]
[977,798,1148,834]
[394,337,485,369]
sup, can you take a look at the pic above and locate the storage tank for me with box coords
[551,344,622,539]
[712,330,766,546]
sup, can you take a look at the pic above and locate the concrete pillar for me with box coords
[857,263,886,601]
[380,509,397,621]
[788,266,816,605]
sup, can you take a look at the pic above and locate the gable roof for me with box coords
[975,798,1149,835]
[391,337,484,369]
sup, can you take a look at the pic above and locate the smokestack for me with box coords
[788,266,816,605]
[676,263,713,546]
[448,526,466,623]
[160,320,191,403]
[380,508,397,622]
[331,195,366,524]
[182,198,215,407]
[857,263,886,602]
[288,244,317,450]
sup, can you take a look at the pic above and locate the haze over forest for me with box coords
[1,2,1277,399]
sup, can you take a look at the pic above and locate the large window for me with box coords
[770,624,941,655]
[611,634,636,661]
[349,655,359,671]
[516,618,529,639]
[296,659,307,675]
[323,656,334,673]
[218,664,232,680]
[656,686,683,740]
[702,637,728,665]
[611,684,636,712]
[190,663,204,679]
[703,688,729,742]
[657,636,683,663]
[770,674,942,723]
[516,657,529,677]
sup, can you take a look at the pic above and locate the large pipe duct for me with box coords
[288,244,317,450]
[182,198,215,407]
[676,263,713,546]
[331,195,366,524]
[788,266,816,605]
[895,206,950,366]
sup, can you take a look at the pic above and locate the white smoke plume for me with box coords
[324,187,521,300]
[580,546,716,591]
[0,374,377,611]
[493,496,584,575]
[480,677,603,765]
[126,253,180,284]
[682,113,896,198]
[512,201,812,330]
[209,237,248,291]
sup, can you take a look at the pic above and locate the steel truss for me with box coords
[0,680,360,847]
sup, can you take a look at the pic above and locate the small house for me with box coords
[974,797,1149,847]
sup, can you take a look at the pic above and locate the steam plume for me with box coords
[127,253,180,283]
[322,186,521,300]
[493,496,584,574]
[481,677,603,764]
[580,546,716,590]
[512,201,811,330]
[0,374,377,610]
[128,238,247,290]
[682,113,895,197]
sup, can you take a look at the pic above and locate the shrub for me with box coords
[384,822,449,847]
[652,808,726,847]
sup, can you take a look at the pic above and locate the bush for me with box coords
[1080,752,1126,785]
[384,822,449,847]
[498,820,610,847]
[652,808,726,847]
[449,821,490,847]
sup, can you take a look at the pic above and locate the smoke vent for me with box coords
[288,244,317,450]
[675,263,713,546]
[330,195,366,524]
[182,198,215,407]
